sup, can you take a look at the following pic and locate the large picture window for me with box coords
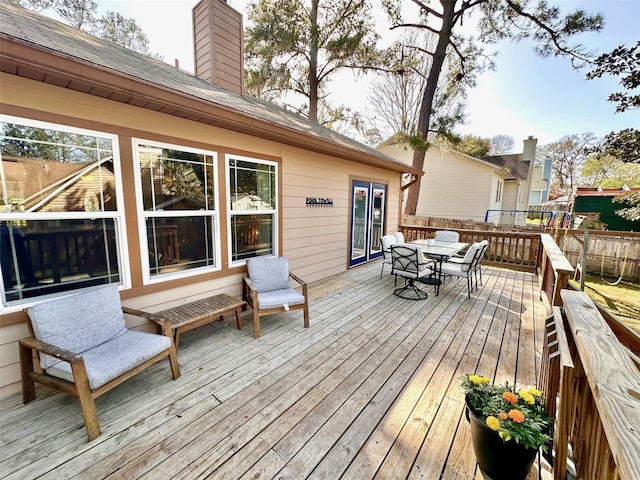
[0,116,127,308]
[133,140,219,282]
[227,155,277,264]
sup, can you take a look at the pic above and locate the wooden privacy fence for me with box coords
[538,289,640,480]
[554,230,640,282]
[401,214,545,231]
[400,225,541,272]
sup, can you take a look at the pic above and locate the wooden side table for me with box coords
[135,293,245,348]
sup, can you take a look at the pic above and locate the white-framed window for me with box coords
[133,140,220,283]
[0,115,129,310]
[226,154,277,265]
[496,180,503,203]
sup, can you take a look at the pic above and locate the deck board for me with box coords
[0,262,552,480]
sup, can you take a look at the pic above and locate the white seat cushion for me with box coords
[46,330,171,390]
[256,288,306,309]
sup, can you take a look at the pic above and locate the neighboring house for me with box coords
[0,1,421,396]
[377,135,550,225]
[571,186,640,231]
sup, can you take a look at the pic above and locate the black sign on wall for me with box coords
[306,197,334,207]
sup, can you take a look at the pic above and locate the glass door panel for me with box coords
[370,186,385,256]
[349,180,386,267]
[351,183,369,263]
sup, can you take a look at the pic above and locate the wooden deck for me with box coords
[0,262,552,479]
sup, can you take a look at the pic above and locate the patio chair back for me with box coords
[380,234,399,278]
[391,244,430,275]
[435,230,459,243]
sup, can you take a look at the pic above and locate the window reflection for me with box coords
[230,214,274,262]
[135,141,219,281]
[1,117,123,305]
[146,216,215,276]
[228,156,277,263]
[1,219,121,302]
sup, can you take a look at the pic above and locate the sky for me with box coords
[93,0,639,150]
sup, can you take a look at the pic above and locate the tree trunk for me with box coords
[404,0,457,215]
[308,0,319,122]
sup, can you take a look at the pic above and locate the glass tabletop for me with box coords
[411,239,469,258]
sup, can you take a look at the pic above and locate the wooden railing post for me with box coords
[560,289,640,480]
[539,234,574,307]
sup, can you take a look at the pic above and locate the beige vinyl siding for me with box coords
[377,143,495,222]
[0,73,400,396]
[501,181,520,211]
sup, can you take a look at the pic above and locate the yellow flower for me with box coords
[469,375,490,385]
[499,430,512,441]
[502,391,518,404]
[486,416,501,431]
[519,390,535,405]
[508,409,525,424]
[528,387,542,397]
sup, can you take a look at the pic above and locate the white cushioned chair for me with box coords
[380,234,399,278]
[243,256,309,338]
[20,284,180,441]
[440,242,482,298]
[393,231,405,243]
[390,244,435,300]
[449,239,489,286]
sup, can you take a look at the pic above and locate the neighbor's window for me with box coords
[133,140,219,282]
[496,180,503,203]
[0,115,127,308]
[227,154,277,264]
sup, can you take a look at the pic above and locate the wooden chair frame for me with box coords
[242,271,309,338]
[19,307,180,441]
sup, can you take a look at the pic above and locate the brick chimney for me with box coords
[193,0,244,95]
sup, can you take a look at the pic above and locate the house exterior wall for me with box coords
[528,164,548,206]
[377,143,496,222]
[0,73,401,396]
[498,181,521,224]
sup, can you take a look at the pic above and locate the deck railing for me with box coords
[541,290,640,480]
[400,225,541,272]
[400,224,640,478]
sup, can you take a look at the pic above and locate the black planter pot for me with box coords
[466,398,539,480]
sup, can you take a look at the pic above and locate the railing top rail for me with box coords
[540,234,573,274]
[561,289,640,480]
[401,225,543,239]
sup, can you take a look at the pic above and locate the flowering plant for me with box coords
[461,374,551,451]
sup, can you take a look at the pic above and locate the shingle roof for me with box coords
[481,154,529,180]
[0,3,416,174]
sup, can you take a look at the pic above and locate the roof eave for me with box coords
[0,35,421,176]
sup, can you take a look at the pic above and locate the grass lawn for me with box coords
[569,274,640,334]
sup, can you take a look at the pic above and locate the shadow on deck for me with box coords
[0,262,552,479]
